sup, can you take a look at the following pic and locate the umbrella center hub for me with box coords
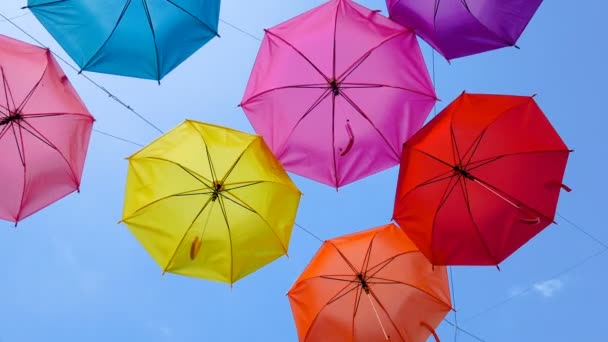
[453,165,474,180]
[0,111,22,126]
[211,181,224,201]
[329,79,340,96]
[357,273,370,293]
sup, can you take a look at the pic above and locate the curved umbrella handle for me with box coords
[420,322,440,342]
[339,119,354,156]
[190,236,202,260]
[519,216,541,225]
[545,180,572,192]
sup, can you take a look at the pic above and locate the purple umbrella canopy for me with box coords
[386,0,543,60]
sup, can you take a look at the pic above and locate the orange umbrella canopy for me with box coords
[288,223,452,342]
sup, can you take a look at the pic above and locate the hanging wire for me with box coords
[92,129,144,147]
[449,267,459,342]
[0,11,164,135]
[557,212,608,249]
[0,12,28,23]
[443,319,488,342]
[294,222,324,243]
[219,19,262,42]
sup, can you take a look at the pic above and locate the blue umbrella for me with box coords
[25,0,221,81]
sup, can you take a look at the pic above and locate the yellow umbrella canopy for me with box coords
[121,120,302,284]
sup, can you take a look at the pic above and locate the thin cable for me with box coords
[557,212,608,249]
[219,18,262,41]
[0,12,28,23]
[294,222,324,243]
[431,48,437,116]
[449,266,459,342]
[462,246,608,323]
[93,129,144,147]
[0,11,164,135]
[443,319,488,342]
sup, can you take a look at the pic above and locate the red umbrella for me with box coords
[393,93,571,266]
[288,223,451,341]
[0,35,94,224]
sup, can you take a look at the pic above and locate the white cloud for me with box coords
[532,279,563,298]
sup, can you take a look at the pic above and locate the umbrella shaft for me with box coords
[366,292,390,340]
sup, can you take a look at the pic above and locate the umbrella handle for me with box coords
[420,322,440,342]
[339,119,354,156]
[519,216,541,225]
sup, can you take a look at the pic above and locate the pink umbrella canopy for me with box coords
[386,0,543,60]
[0,34,94,224]
[241,0,436,188]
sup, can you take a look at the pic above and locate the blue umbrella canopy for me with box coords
[26,0,221,81]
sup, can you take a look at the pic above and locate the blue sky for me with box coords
[0,0,606,341]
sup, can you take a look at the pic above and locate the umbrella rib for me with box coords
[22,112,92,119]
[332,0,340,79]
[217,194,234,284]
[16,61,49,114]
[339,91,400,159]
[240,84,330,107]
[166,0,219,36]
[122,188,212,220]
[428,174,462,265]
[17,119,80,186]
[362,230,381,276]
[327,241,359,274]
[0,66,15,113]
[142,157,213,188]
[11,123,26,166]
[331,93,339,187]
[465,149,572,172]
[461,127,487,167]
[264,30,330,83]
[141,0,161,81]
[81,0,133,72]
[366,251,416,278]
[336,29,411,83]
[320,275,358,283]
[352,284,364,337]
[275,88,333,157]
[450,122,463,165]
[0,122,11,140]
[219,191,288,255]
[412,147,454,168]
[301,282,359,341]
[220,138,257,184]
[14,123,27,222]
[162,195,214,273]
[223,181,263,191]
[459,177,500,265]
[367,276,453,310]
[339,82,437,99]
[460,0,516,46]
[24,0,67,9]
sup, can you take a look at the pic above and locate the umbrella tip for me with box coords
[514,44,521,49]
[495,265,501,271]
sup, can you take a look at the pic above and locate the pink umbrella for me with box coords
[386,0,543,60]
[0,34,94,225]
[240,0,436,188]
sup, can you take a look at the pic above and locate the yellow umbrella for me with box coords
[121,120,302,284]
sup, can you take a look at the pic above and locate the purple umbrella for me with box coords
[386,0,543,60]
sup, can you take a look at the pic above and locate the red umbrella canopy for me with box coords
[288,223,451,342]
[0,34,94,224]
[393,92,571,266]
[240,0,436,188]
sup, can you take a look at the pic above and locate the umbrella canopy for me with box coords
[0,34,94,224]
[26,0,221,81]
[240,0,436,188]
[121,120,301,284]
[288,223,451,342]
[386,0,543,60]
[393,92,571,266]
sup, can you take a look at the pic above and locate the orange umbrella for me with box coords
[288,223,452,341]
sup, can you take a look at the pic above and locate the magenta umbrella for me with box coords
[240,0,436,188]
[0,34,94,224]
[386,0,543,60]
